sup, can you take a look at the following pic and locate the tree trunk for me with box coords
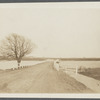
[18,63,20,67]
[17,59,21,67]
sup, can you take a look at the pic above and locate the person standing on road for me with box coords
[54,59,60,71]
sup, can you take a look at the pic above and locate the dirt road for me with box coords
[0,61,93,93]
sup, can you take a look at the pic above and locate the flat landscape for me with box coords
[0,60,45,70]
[59,61,100,81]
[0,2,100,96]
[0,61,93,93]
[60,61,100,69]
[79,68,100,81]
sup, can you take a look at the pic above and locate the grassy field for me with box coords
[60,61,100,81]
[79,68,100,81]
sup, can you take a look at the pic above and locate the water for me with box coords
[0,60,45,70]
[60,61,100,69]
[1,60,100,70]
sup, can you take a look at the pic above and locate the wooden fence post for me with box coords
[76,66,78,75]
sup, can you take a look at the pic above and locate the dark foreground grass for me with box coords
[79,68,100,81]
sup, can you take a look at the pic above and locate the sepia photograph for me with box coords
[0,2,100,98]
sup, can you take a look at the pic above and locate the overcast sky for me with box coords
[0,2,100,58]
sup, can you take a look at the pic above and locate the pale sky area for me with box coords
[0,2,100,58]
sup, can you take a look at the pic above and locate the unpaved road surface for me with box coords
[0,62,93,93]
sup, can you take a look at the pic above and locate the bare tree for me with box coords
[0,33,35,67]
